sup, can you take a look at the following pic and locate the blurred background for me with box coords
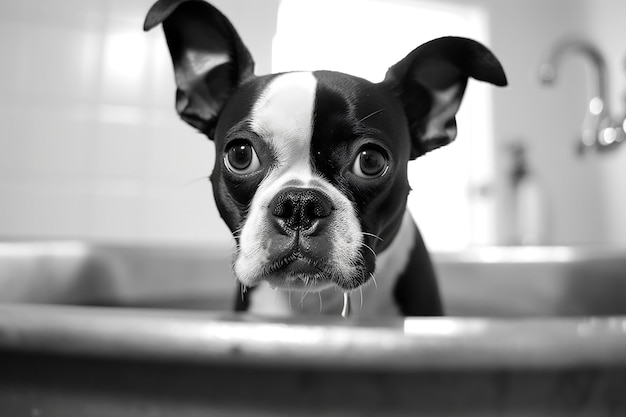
[1,0,625,251]
[2,6,626,410]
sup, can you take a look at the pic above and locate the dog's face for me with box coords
[144,0,506,292]
[212,71,412,291]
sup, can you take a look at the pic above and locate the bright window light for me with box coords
[273,0,493,250]
[102,27,149,99]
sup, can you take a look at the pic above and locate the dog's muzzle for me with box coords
[256,187,341,289]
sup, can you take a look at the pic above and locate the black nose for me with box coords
[270,187,333,232]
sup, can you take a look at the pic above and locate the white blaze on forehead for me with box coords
[234,71,363,290]
[250,72,317,172]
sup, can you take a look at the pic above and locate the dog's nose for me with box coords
[270,187,333,232]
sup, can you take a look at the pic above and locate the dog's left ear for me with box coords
[144,0,255,138]
[383,37,507,159]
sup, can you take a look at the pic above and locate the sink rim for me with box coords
[1,304,625,371]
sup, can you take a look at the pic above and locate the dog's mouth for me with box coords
[257,251,369,291]
[260,253,334,290]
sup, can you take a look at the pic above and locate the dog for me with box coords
[144,0,507,317]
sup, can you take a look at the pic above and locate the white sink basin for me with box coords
[434,246,626,316]
[1,242,626,415]
[1,241,625,316]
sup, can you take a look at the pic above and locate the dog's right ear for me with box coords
[144,0,255,138]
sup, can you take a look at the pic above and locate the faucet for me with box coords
[538,39,625,153]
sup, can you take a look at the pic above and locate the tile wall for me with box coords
[0,0,231,244]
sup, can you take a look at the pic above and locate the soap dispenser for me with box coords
[509,142,547,245]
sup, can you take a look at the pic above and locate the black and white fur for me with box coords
[144,0,507,317]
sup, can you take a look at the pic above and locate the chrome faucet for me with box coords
[538,39,625,153]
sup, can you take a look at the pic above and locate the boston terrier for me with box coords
[144,0,507,317]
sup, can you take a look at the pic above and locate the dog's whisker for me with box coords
[358,108,385,123]
[181,175,211,188]
[362,232,384,242]
[288,290,293,311]
[300,280,314,306]
[341,292,351,318]
[363,243,377,258]
[318,291,323,314]
[370,272,379,289]
[359,286,364,310]
[299,291,306,307]
[229,259,239,282]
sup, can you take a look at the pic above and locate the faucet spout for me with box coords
[538,39,622,153]
[539,40,608,101]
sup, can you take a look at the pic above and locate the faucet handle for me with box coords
[538,63,557,85]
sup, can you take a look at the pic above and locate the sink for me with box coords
[1,241,625,316]
[1,305,626,416]
[434,246,626,317]
[1,241,626,415]
[0,241,235,309]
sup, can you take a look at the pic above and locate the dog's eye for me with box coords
[225,142,261,174]
[352,147,388,178]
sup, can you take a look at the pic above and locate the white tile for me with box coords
[94,122,149,178]
[0,185,94,238]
